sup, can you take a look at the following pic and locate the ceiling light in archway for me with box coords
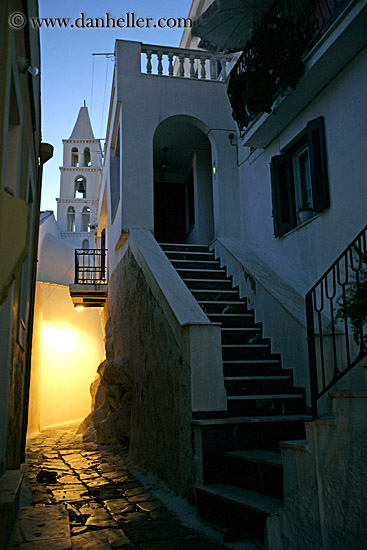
[160,147,170,171]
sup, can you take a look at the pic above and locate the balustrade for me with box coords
[141,44,232,81]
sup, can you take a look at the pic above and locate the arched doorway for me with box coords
[153,117,214,244]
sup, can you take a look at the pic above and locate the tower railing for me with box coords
[74,249,107,284]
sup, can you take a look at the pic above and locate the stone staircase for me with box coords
[161,242,312,548]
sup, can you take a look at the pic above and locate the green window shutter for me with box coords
[270,154,296,236]
[307,116,330,212]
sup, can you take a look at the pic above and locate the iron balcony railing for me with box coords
[306,224,367,417]
[74,249,107,285]
[227,0,352,130]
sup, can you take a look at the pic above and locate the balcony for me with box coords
[227,0,366,146]
[69,249,107,308]
[140,43,232,80]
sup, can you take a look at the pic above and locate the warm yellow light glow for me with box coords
[74,305,85,311]
[42,324,79,354]
[213,165,216,175]
[29,284,105,432]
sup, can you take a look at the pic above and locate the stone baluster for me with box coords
[200,57,207,79]
[178,54,185,77]
[221,58,227,81]
[210,58,217,80]
[168,52,174,76]
[189,55,196,78]
[146,51,152,74]
[157,52,163,75]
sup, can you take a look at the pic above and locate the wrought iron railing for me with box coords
[75,249,107,284]
[306,224,367,417]
[227,0,352,130]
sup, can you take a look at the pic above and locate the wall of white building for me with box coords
[237,44,367,294]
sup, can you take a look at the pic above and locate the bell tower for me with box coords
[56,102,102,249]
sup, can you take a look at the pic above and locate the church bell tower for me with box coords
[56,102,101,249]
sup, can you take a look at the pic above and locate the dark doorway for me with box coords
[154,181,186,243]
[153,117,214,245]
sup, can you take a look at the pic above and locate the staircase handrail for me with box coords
[306,223,367,417]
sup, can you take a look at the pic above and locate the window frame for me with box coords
[270,116,329,237]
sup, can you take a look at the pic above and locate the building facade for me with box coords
[88,0,367,548]
[0,0,52,545]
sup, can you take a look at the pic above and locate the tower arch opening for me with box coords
[82,207,91,232]
[75,176,87,198]
[67,206,76,232]
[84,147,91,167]
[71,147,79,167]
[153,116,214,244]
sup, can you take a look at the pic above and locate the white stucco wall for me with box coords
[28,282,105,430]
[104,39,240,275]
[237,44,367,294]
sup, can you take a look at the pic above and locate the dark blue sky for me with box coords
[39,0,192,211]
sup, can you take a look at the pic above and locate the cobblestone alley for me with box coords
[8,423,226,550]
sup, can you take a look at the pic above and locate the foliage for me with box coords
[336,251,367,346]
[228,10,316,129]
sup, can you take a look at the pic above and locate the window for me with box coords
[5,76,20,195]
[82,239,89,249]
[84,147,91,167]
[75,176,86,198]
[110,128,120,220]
[67,206,76,232]
[81,207,90,232]
[270,116,329,236]
[71,147,79,167]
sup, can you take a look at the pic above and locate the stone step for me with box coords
[177,268,227,279]
[222,343,273,361]
[221,327,262,344]
[199,301,247,314]
[227,394,303,401]
[197,483,282,514]
[224,375,291,382]
[227,392,306,416]
[192,414,312,426]
[0,469,24,549]
[207,313,254,327]
[8,504,71,549]
[225,449,283,467]
[196,484,282,545]
[223,450,283,499]
[171,259,221,270]
[183,279,234,291]
[164,251,215,261]
[224,374,293,395]
[191,289,240,302]
[160,243,210,253]
[223,359,282,377]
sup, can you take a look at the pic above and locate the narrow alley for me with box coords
[8,424,226,550]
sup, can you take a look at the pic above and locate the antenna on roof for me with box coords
[84,99,86,107]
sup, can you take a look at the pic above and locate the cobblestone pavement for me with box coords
[9,423,224,550]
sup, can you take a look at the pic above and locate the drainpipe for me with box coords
[20,142,53,462]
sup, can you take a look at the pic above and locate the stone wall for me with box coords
[107,248,194,499]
